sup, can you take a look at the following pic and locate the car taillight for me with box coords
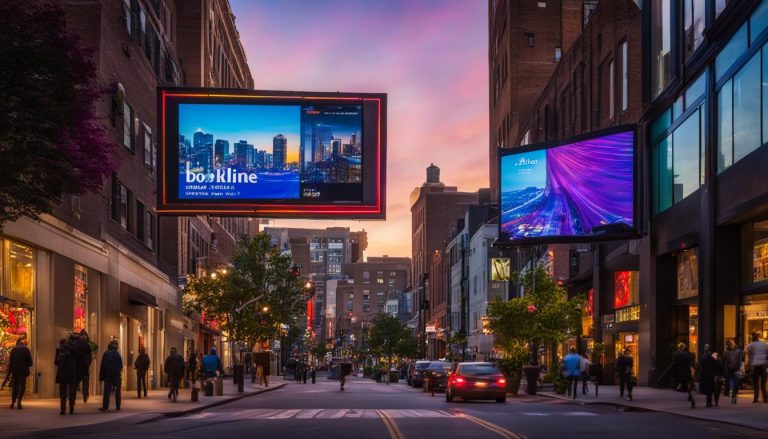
[497,378,506,385]
[453,376,465,386]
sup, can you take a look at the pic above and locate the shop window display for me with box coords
[74,264,87,333]
[0,302,32,384]
[614,271,639,309]
[677,248,699,299]
[7,242,33,304]
[754,221,768,284]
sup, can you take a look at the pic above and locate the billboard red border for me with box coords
[156,88,386,219]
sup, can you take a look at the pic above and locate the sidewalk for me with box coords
[0,377,284,436]
[539,385,768,432]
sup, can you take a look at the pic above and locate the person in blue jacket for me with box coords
[562,347,582,400]
[202,348,223,379]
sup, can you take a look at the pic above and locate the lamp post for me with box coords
[230,293,267,392]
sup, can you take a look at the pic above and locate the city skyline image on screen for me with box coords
[500,130,635,242]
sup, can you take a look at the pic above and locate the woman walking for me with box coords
[699,345,719,407]
[55,338,78,415]
[673,342,696,408]
[724,340,743,403]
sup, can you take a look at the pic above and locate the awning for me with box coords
[128,287,158,308]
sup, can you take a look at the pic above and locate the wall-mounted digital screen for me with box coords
[498,127,636,244]
[157,88,386,219]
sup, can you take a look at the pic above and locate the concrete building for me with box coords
[264,227,367,342]
[410,165,479,358]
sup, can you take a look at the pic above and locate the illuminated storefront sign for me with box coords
[615,305,640,323]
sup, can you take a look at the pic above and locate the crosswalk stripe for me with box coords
[169,408,463,421]
[295,408,324,418]
[269,409,302,419]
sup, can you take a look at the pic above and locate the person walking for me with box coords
[164,347,185,402]
[186,348,198,384]
[580,353,591,395]
[311,366,317,384]
[673,342,696,408]
[71,330,93,403]
[616,348,634,401]
[723,340,744,404]
[99,340,123,411]
[55,338,78,415]
[699,345,718,408]
[134,347,150,399]
[8,338,32,409]
[202,348,223,379]
[562,348,582,400]
[746,332,768,403]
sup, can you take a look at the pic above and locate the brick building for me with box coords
[488,0,588,198]
[334,259,410,353]
[410,164,479,357]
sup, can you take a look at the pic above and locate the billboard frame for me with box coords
[156,87,386,219]
[496,124,640,247]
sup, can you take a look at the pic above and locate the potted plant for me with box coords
[496,343,530,396]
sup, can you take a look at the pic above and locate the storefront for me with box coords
[612,271,640,378]
[0,240,36,401]
[741,220,768,347]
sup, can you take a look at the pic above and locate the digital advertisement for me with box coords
[157,88,386,219]
[499,129,635,243]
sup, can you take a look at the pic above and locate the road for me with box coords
[32,375,766,439]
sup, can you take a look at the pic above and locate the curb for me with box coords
[537,392,768,433]
[143,382,287,422]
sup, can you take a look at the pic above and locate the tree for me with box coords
[395,330,418,359]
[183,234,307,347]
[369,314,409,369]
[0,2,117,230]
[488,267,583,368]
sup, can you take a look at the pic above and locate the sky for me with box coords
[229,0,489,259]
[179,103,301,162]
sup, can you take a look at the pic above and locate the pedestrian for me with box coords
[256,363,264,387]
[134,347,150,398]
[8,338,32,409]
[164,347,185,402]
[187,347,198,383]
[580,353,591,395]
[562,347,581,400]
[55,338,78,415]
[302,362,308,384]
[71,330,93,403]
[673,342,696,408]
[746,331,768,403]
[723,339,744,404]
[202,348,223,379]
[99,340,123,411]
[698,344,718,407]
[244,350,253,377]
[615,348,634,401]
[311,366,317,384]
[295,362,303,383]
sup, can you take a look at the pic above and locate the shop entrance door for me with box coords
[615,332,639,377]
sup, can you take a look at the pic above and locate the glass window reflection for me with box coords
[733,53,761,163]
[672,110,702,203]
[716,24,747,81]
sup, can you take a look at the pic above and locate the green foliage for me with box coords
[369,314,408,359]
[488,267,583,356]
[183,234,306,345]
[591,342,606,364]
[395,330,418,358]
[496,343,530,376]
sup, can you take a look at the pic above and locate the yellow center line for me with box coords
[376,409,406,439]
[457,413,526,439]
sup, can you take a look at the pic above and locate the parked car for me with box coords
[408,361,431,387]
[446,362,506,403]
[423,361,453,395]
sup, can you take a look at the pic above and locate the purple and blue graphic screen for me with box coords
[500,130,635,242]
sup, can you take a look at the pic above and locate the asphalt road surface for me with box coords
[30,375,766,439]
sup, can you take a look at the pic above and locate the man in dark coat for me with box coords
[673,342,696,408]
[187,348,198,383]
[8,338,32,409]
[164,347,185,402]
[134,347,150,398]
[55,338,78,415]
[99,340,123,411]
[71,330,93,403]
[615,348,634,401]
[698,345,719,407]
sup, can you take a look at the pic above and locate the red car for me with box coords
[445,362,507,403]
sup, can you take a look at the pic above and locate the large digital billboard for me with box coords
[157,88,386,219]
[498,126,637,245]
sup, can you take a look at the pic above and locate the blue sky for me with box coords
[179,104,301,159]
[501,149,547,193]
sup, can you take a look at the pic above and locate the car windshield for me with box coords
[459,364,500,376]
[415,362,430,370]
[427,362,451,371]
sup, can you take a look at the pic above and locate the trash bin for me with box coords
[204,379,214,396]
[389,371,399,383]
[215,376,224,396]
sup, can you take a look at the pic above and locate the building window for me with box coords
[362,290,370,300]
[363,304,370,312]
[718,47,761,172]
[554,47,562,62]
[136,201,145,241]
[376,278,384,284]
[526,32,534,47]
[123,102,134,150]
[651,0,673,99]
[684,0,706,62]
[609,59,615,119]
[347,300,353,312]
[120,185,130,229]
[621,41,628,111]
[388,279,396,287]
[143,124,153,168]
[74,264,88,333]
[716,24,748,81]
[584,1,599,28]
[752,1,768,45]
[5,241,34,305]
[145,210,155,250]
[754,220,768,283]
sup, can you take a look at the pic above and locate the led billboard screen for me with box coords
[498,126,636,244]
[158,88,386,218]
